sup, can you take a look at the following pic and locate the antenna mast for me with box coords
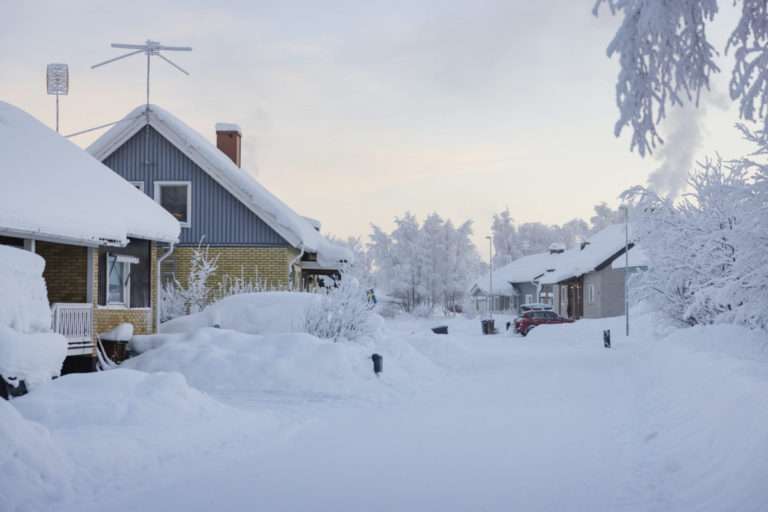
[91,40,192,117]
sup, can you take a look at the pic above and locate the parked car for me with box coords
[514,310,574,336]
[518,302,553,315]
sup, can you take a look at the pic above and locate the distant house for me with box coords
[469,244,567,314]
[0,102,180,372]
[88,105,350,291]
[540,224,648,319]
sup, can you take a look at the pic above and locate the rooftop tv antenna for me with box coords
[46,63,69,133]
[91,40,192,118]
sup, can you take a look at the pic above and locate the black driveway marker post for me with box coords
[371,353,383,375]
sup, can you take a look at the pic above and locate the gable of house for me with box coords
[103,125,289,247]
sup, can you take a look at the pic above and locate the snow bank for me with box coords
[0,399,73,512]
[126,329,402,402]
[15,369,229,429]
[0,101,179,245]
[160,292,321,335]
[0,245,66,387]
[11,368,274,510]
[0,328,67,388]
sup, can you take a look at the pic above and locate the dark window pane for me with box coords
[160,185,188,223]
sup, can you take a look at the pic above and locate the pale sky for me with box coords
[0,1,754,250]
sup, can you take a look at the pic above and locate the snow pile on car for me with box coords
[0,245,66,388]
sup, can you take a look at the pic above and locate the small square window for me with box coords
[155,182,191,227]
[129,181,145,193]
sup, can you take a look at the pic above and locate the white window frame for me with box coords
[587,284,595,304]
[154,181,192,228]
[106,253,134,307]
[129,181,145,193]
[524,294,533,305]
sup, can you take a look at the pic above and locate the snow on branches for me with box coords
[624,130,768,329]
[594,0,720,156]
[596,0,768,154]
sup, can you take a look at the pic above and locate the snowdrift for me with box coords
[126,328,437,403]
[160,292,321,335]
[0,399,73,512]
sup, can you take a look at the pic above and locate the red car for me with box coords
[514,310,574,336]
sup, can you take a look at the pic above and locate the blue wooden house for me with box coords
[88,105,349,291]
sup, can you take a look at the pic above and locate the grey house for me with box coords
[88,105,349,290]
[542,224,648,319]
[469,245,566,314]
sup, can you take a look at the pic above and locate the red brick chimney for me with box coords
[215,123,241,168]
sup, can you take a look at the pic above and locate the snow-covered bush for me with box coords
[304,275,377,342]
[0,245,66,389]
[625,133,768,329]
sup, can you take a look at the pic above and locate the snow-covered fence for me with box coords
[50,303,93,355]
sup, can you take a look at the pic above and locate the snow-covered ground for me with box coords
[4,306,768,511]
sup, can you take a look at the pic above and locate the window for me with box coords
[587,284,595,304]
[524,294,533,305]
[129,181,145,193]
[154,182,191,227]
[106,253,137,306]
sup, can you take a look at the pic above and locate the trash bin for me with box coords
[432,325,448,335]
[481,319,496,335]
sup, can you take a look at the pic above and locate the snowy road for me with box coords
[38,315,768,512]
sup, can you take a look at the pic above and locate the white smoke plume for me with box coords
[647,93,729,198]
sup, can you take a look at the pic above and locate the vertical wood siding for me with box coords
[103,126,289,247]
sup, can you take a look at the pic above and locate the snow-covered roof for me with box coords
[88,105,350,266]
[611,245,649,269]
[0,102,180,246]
[540,224,634,284]
[471,250,566,295]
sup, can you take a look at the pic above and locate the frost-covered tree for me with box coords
[589,202,623,232]
[595,0,768,154]
[624,132,768,329]
[368,212,483,313]
[327,235,374,288]
[491,209,522,266]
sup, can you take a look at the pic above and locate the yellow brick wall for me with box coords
[166,246,300,290]
[37,242,88,304]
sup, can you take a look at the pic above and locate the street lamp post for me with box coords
[621,205,630,337]
[486,235,493,321]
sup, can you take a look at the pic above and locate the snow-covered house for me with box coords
[469,244,566,313]
[88,105,350,291]
[540,224,647,319]
[0,102,180,371]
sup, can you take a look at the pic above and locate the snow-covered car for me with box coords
[514,310,573,336]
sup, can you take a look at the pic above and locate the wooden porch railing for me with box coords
[51,303,94,356]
